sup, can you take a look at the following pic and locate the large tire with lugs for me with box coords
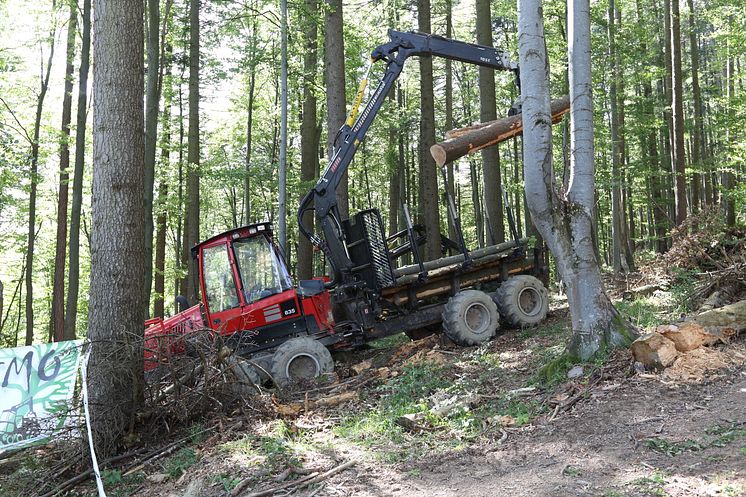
[441,290,499,346]
[271,336,334,386]
[496,275,548,328]
[227,356,262,395]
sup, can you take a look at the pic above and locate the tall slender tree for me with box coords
[25,2,57,345]
[475,0,504,245]
[65,0,91,340]
[298,0,319,280]
[183,0,201,304]
[278,0,288,252]
[51,2,77,342]
[670,0,687,225]
[324,0,347,219]
[88,0,146,455]
[143,0,161,316]
[417,0,440,260]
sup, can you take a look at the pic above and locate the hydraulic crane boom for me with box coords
[297,29,519,288]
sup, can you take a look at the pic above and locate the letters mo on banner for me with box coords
[0,340,84,453]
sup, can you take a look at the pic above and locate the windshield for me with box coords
[233,236,292,304]
[202,244,240,313]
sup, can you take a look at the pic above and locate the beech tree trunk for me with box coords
[65,0,91,340]
[88,0,146,456]
[51,4,76,342]
[278,0,288,252]
[417,0,440,261]
[183,0,201,304]
[518,0,637,360]
[324,0,348,219]
[475,0,504,244]
[298,0,318,280]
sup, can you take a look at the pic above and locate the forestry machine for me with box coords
[144,30,549,385]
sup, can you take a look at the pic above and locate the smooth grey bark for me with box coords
[26,5,56,346]
[51,3,76,342]
[89,0,146,456]
[324,0,348,219]
[65,0,91,340]
[243,9,258,225]
[417,0,441,261]
[475,0,504,245]
[670,0,687,225]
[183,0,200,304]
[518,0,636,360]
[298,0,318,280]
[143,0,161,317]
[724,54,735,226]
[278,0,288,252]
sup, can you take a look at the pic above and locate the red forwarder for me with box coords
[144,30,550,385]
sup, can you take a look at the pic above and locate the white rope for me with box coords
[81,345,107,497]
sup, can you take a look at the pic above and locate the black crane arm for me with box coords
[297,29,518,287]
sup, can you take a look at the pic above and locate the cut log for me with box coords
[656,323,711,352]
[688,299,746,333]
[631,333,678,370]
[430,95,570,167]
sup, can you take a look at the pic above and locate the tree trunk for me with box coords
[143,0,161,317]
[183,0,200,304]
[65,0,91,341]
[444,0,455,240]
[26,8,56,345]
[244,11,257,225]
[518,0,637,360]
[608,0,633,273]
[324,0,348,219]
[89,0,146,456]
[670,0,687,225]
[278,0,288,252]
[723,54,735,227]
[476,0,503,245]
[298,0,318,280]
[417,0,440,260]
[51,4,76,342]
[154,46,172,319]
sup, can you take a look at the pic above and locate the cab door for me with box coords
[199,241,245,332]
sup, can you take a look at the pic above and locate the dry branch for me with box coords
[430,95,569,167]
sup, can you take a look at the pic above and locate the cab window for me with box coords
[233,236,292,304]
[202,244,239,312]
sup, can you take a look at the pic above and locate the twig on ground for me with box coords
[242,460,357,497]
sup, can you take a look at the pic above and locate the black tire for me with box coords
[441,290,499,346]
[495,275,549,328]
[226,356,261,396]
[271,336,334,386]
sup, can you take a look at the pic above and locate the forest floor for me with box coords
[2,256,746,496]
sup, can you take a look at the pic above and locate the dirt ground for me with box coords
[3,304,745,497]
[344,367,746,497]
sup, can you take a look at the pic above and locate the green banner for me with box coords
[0,340,84,453]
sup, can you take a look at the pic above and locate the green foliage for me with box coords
[165,447,199,478]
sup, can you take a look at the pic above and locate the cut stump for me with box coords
[631,333,678,370]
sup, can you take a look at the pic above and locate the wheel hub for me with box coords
[464,302,490,335]
[286,353,321,380]
[517,288,541,316]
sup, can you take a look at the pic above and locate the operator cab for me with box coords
[194,222,291,319]
[191,222,336,347]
